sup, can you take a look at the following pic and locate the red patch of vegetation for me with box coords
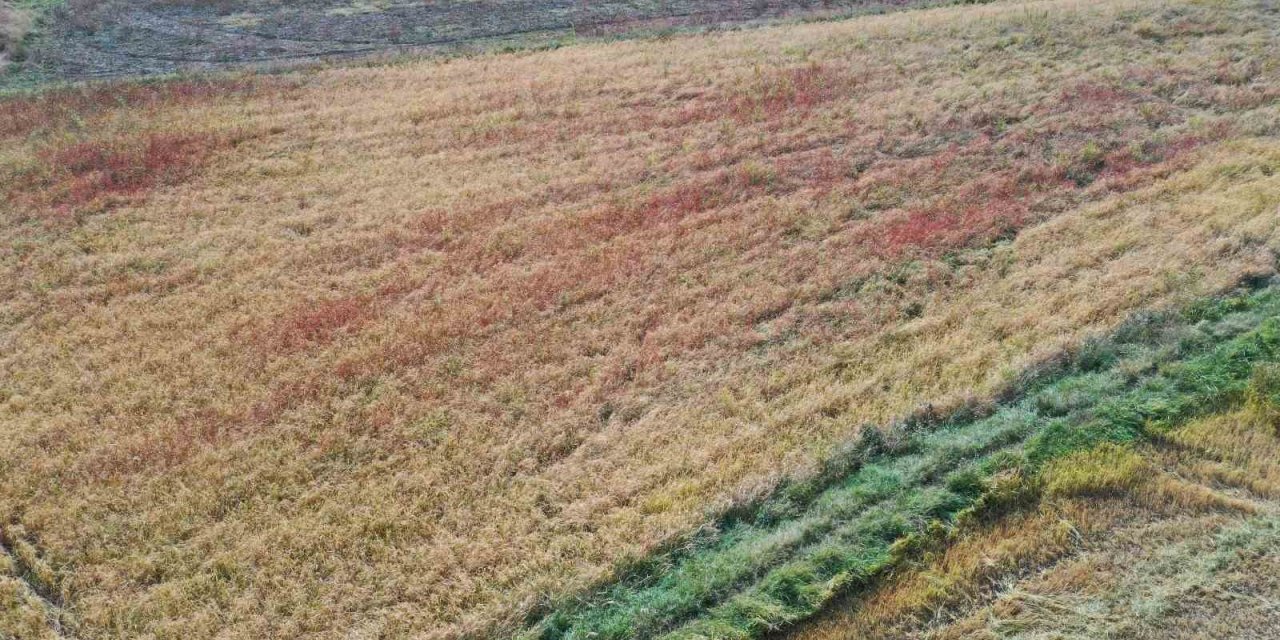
[0,77,285,221]
[1057,80,1132,111]
[257,296,376,354]
[877,198,1027,258]
[71,408,238,482]
[26,132,229,212]
[642,179,718,219]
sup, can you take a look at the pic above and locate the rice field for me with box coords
[2,0,1280,638]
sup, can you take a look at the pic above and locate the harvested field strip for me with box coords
[524,282,1280,639]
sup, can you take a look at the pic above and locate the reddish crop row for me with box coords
[6,131,229,217]
[0,77,272,139]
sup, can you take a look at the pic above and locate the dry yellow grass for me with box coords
[2,0,1280,637]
